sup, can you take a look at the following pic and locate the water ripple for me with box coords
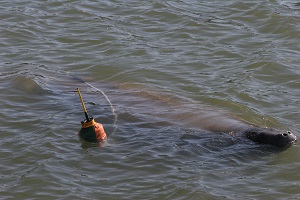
[1,0,300,199]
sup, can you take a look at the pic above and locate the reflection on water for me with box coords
[0,0,299,199]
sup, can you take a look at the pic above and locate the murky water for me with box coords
[1,1,299,199]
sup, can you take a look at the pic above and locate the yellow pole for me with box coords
[77,88,90,121]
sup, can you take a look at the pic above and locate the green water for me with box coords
[1,1,299,199]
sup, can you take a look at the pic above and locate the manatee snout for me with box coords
[245,128,297,148]
[282,131,295,139]
[276,130,297,147]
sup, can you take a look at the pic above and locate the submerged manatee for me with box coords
[68,76,297,148]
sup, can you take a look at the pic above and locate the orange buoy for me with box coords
[77,88,107,142]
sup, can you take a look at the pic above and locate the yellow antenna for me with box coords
[77,88,90,122]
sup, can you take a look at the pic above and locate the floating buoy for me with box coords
[77,88,107,142]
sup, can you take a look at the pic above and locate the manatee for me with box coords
[69,76,297,148]
[114,82,297,148]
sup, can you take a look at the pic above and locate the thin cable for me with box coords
[83,81,118,137]
[83,82,115,113]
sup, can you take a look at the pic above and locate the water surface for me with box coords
[1,0,299,199]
